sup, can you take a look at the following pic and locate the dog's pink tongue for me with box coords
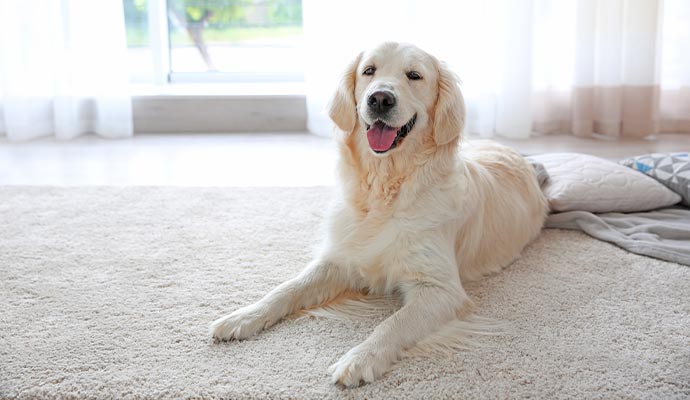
[367,123,398,152]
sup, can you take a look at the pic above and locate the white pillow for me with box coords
[528,153,681,213]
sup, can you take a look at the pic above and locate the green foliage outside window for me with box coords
[123,0,302,47]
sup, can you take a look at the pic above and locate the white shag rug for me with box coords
[1,186,688,400]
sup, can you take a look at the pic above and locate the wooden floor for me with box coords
[1,132,688,186]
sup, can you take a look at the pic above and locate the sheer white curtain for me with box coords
[304,0,690,139]
[0,0,132,141]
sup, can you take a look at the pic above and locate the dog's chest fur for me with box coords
[328,203,417,293]
[328,175,462,294]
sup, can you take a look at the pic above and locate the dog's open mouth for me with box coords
[365,114,417,153]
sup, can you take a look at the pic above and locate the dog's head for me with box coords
[328,42,465,156]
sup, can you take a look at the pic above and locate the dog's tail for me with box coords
[294,290,397,320]
[296,292,509,357]
[404,314,508,357]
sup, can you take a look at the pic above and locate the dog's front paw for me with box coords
[328,344,397,387]
[209,303,271,342]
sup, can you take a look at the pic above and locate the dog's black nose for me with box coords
[367,91,396,114]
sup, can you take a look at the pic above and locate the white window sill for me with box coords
[129,82,306,97]
[130,82,307,133]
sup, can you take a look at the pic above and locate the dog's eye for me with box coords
[363,66,376,76]
[406,71,422,80]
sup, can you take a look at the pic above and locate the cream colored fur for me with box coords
[210,42,548,387]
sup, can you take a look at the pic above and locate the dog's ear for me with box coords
[328,52,363,134]
[433,60,465,146]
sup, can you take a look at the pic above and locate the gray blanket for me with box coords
[546,208,690,266]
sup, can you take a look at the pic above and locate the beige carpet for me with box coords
[1,186,688,399]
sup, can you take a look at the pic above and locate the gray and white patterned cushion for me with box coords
[620,153,690,206]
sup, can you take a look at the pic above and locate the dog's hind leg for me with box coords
[210,259,351,341]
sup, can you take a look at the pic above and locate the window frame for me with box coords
[147,0,171,84]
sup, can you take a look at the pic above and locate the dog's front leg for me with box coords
[329,272,467,387]
[210,259,349,341]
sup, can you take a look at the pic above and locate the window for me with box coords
[123,0,304,84]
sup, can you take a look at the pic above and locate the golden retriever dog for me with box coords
[211,42,548,387]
